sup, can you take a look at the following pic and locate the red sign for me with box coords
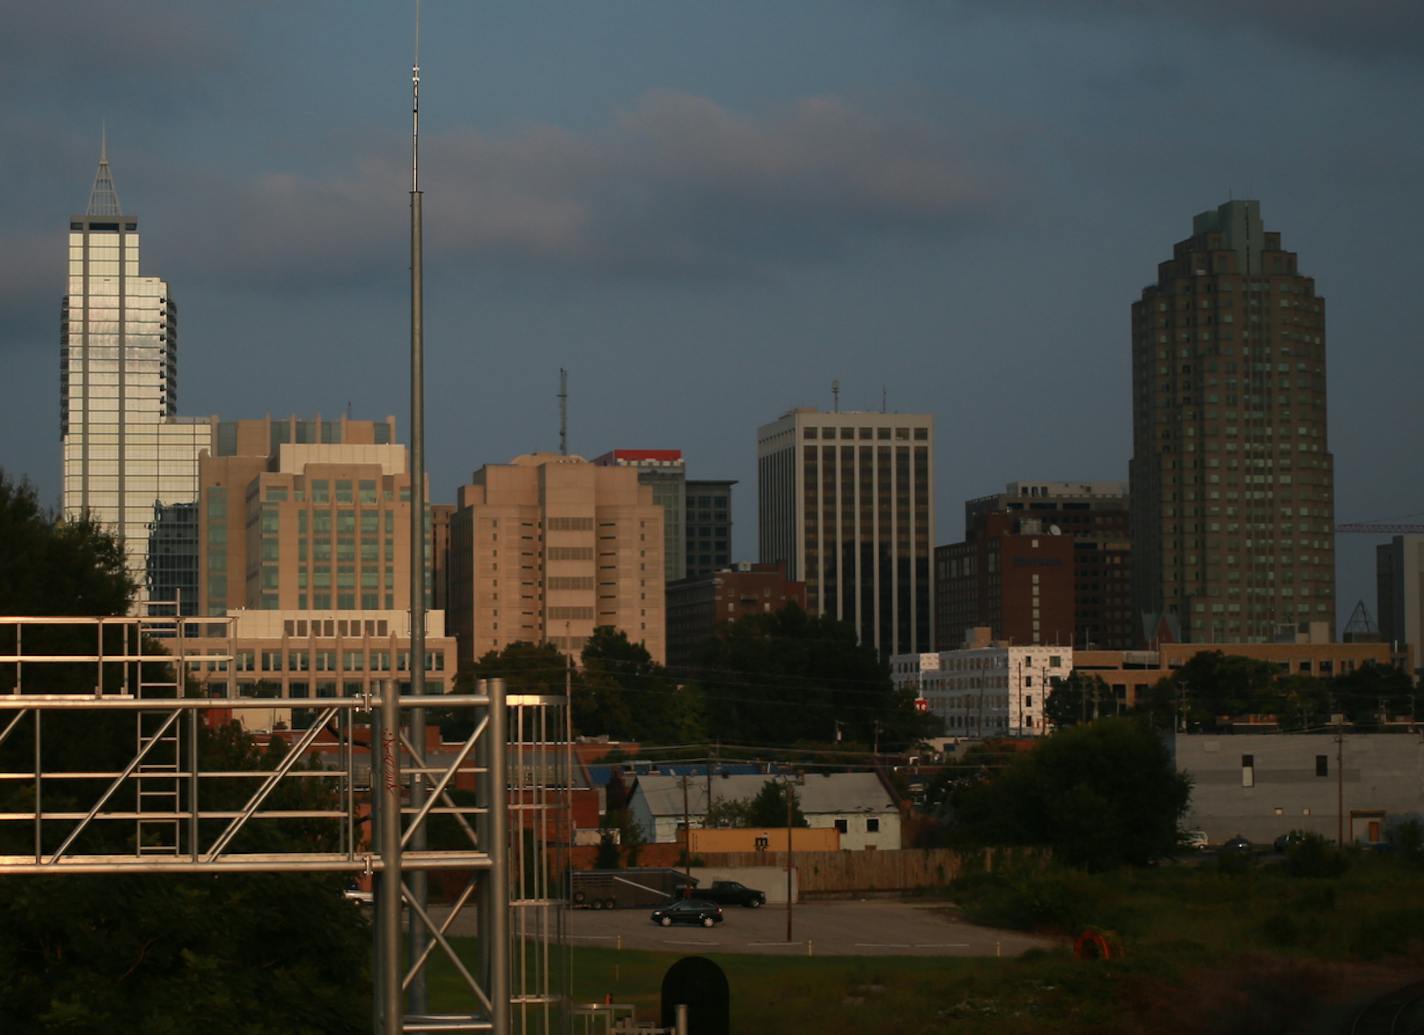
[914,698,929,713]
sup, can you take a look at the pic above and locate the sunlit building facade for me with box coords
[60,139,212,609]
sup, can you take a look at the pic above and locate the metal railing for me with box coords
[0,616,577,1034]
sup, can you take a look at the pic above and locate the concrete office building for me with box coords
[1130,200,1334,644]
[892,632,1070,737]
[958,482,1133,650]
[685,479,736,578]
[665,562,806,672]
[449,453,665,666]
[593,450,686,583]
[936,513,1076,650]
[758,408,934,656]
[178,609,454,732]
[1377,535,1424,678]
[1174,733,1424,847]
[60,138,213,609]
[196,416,424,617]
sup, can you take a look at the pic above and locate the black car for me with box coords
[650,899,724,928]
[1222,834,1253,854]
[696,880,767,908]
[1273,829,1309,852]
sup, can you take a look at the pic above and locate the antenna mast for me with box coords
[392,0,426,1027]
[832,379,840,413]
[559,368,568,455]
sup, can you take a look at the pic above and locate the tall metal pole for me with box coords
[407,1,430,1016]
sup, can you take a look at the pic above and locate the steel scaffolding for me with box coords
[0,615,573,1035]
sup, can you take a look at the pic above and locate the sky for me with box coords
[2,0,1421,632]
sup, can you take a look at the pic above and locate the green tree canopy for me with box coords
[688,603,940,749]
[953,717,1191,869]
[1044,672,1112,730]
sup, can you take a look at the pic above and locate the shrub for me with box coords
[1285,834,1350,879]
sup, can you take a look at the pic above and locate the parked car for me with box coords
[1181,830,1209,852]
[1222,835,1253,854]
[650,899,724,928]
[1273,829,1309,852]
[695,880,767,908]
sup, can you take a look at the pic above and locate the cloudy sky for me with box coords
[2,1,1421,628]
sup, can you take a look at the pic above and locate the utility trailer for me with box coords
[571,868,697,910]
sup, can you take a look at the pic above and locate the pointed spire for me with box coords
[87,124,123,217]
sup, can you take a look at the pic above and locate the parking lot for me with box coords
[566,899,1058,957]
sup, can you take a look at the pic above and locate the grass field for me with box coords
[428,853,1424,1034]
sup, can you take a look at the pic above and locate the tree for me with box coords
[954,717,1191,869]
[689,603,940,748]
[1044,672,1111,730]
[0,471,369,1031]
[580,626,705,743]
[744,780,808,828]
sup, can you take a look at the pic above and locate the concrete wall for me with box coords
[689,865,798,904]
[1175,732,1424,845]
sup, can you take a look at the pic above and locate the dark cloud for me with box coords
[0,1,236,89]
[155,91,1006,287]
[952,0,1424,62]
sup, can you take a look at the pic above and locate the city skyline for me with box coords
[3,3,1423,630]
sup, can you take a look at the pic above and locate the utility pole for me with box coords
[1016,659,1022,737]
[785,774,795,943]
[681,774,691,879]
[1336,717,1345,847]
[705,742,715,827]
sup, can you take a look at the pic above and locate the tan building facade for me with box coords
[449,453,665,666]
[197,416,427,617]
[1074,635,1393,713]
[176,608,455,732]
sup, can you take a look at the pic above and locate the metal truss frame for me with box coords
[0,616,576,1035]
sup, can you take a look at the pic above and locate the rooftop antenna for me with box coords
[559,368,568,455]
[831,379,840,413]
[881,385,887,414]
[87,122,122,217]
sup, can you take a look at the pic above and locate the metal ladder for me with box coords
[135,602,183,856]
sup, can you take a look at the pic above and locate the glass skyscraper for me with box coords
[61,138,212,610]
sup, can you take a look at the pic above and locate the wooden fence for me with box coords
[690,846,1034,896]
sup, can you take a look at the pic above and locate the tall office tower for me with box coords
[954,481,1133,649]
[1130,200,1334,644]
[196,416,424,616]
[758,408,934,656]
[449,453,665,666]
[1377,536,1424,677]
[684,479,735,578]
[592,450,686,582]
[60,138,213,608]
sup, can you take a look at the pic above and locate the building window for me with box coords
[1241,754,1255,788]
[834,819,848,834]
[866,818,880,833]
[1315,755,1328,777]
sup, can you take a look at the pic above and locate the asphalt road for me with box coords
[566,899,1057,957]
